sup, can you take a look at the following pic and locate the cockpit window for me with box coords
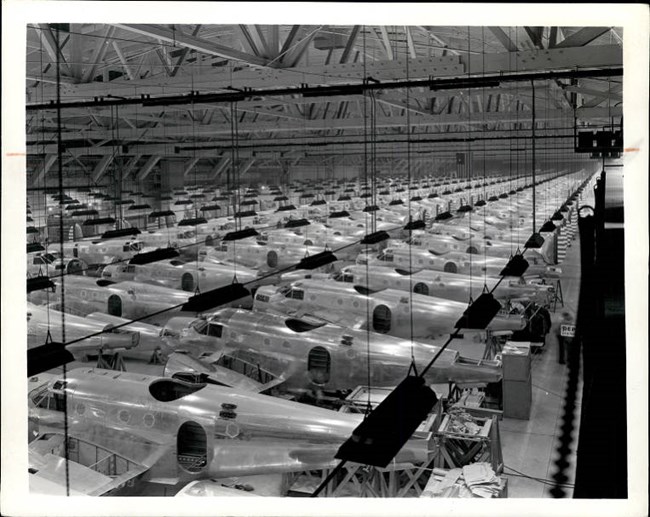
[191,320,209,335]
[207,323,223,338]
[148,378,206,402]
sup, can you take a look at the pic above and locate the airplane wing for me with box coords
[28,433,156,496]
[209,441,340,478]
[290,307,368,330]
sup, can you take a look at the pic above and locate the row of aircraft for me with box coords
[26,169,591,495]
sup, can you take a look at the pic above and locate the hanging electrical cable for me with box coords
[404,26,418,374]
[53,24,71,497]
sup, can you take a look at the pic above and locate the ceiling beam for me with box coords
[405,26,417,59]
[488,27,518,52]
[340,26,361,64]
[31,155,57,186]
[114,24,271,67]
[30,44,622,102]
[555,27,611,48]
[377,26,394,60]
[91,154,114,182]
[170,25,202,77]
[135,155,161,181]
[182,157,201,178]
[280,26,322,67]
[211,156,231,179]
[33,24,73,77]
[121,154,142,180]
[112,41,135,81]
[82,26,116,83]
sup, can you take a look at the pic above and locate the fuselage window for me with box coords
[307,346,331,385]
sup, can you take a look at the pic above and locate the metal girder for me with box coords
[69,24,83,81]
[210,156,231,179]
[340,26,361,64]
[135,155,161,181]
[121,155,142,180]
[377,27,394,60]
[33,24,73,77]
[170,25,202,77]
[488,27,518,52]
[524,27,544,49]
[114,24,271,67]
[278,25,301,61]
[82,27,116,83]
[280,26,322,67]
[555,27,611,48]
[237,25,265,57]
[417,27,460,55]
[405,27,417,59]
[238,158,256,176]
[112,41,135,81]
[33,106,616,144]
[31,155,57,186]
[182,157,201,178]
[91,154,114,182]
[30,44,621,103]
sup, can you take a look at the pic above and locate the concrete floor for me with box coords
[499,223,583,498]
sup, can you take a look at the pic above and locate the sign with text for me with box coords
[560,324,576,338]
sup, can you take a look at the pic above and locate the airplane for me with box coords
[27,368,430,494]
[252,279,525,340]
[200,240,334,272]
[100,258,261,293]
[27,252,86,278]
[28,276,197,325]
[136,227,202,257]
[161,308,503,395]
[27,302,142,360]
[403,232,533,259]
[334,265,553,306]
[63,239,146,266]
[357,246,552,277]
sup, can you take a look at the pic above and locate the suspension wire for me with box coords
[362,27,373,415]
[481,27,488,289]
[53,24,71,498]
[466,26,474,300]
[404,26,417,372]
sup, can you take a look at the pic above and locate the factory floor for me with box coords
[499,227,583,498]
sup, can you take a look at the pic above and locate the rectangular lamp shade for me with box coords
[298,251,337,270]
[360,231,390,245]
[223,228,259,241]
[27,276,55,293]
[182,283,250,313]
[455,293,502,330]
[335,376,438,468]
[499,254,529,277]
[28,342,75,378]
[524,233,545,249]
[129,247,180,265]
[101,228,141,239]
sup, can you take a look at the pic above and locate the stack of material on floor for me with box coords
[421,463,504,498]
[461,462,502,498]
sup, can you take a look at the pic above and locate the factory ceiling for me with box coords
[26,24,623,185]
